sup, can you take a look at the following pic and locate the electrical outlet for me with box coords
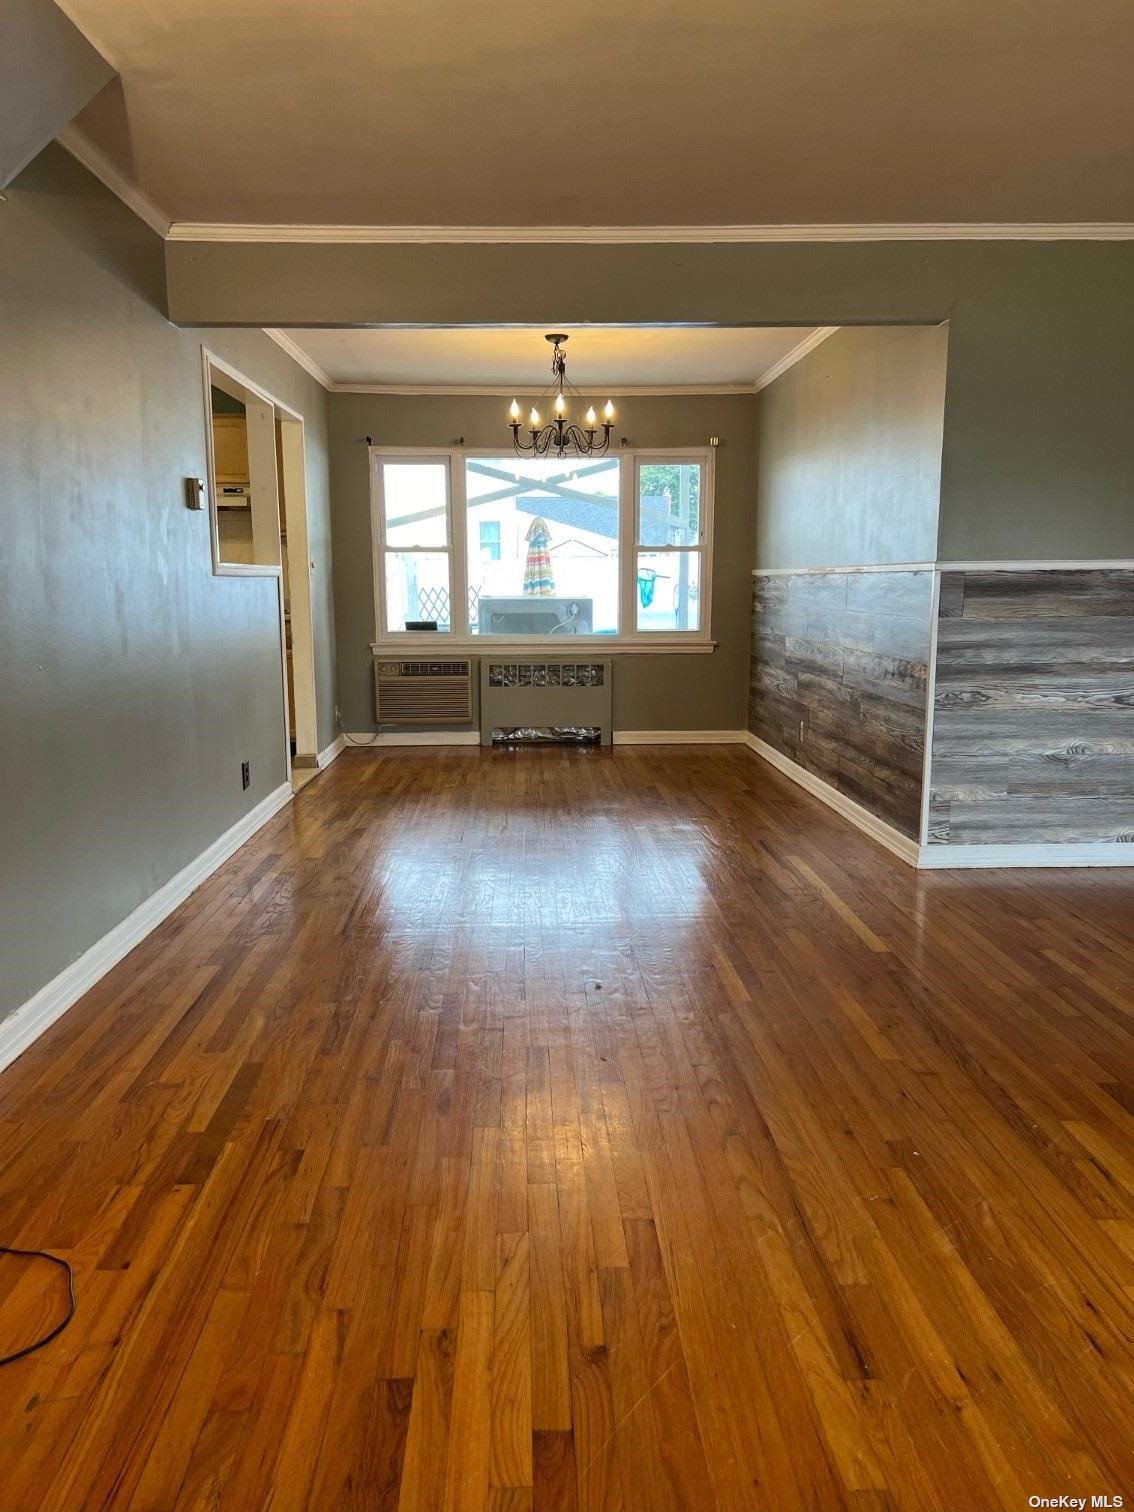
[241,760,250,790]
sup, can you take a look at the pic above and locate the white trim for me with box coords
[317,733,346,768]
[262,329,335,390]
[164,222,1134,245]
[745,735,1134,871]
[370,639,717,656]
[744,735,921,866]
[916,843,1134,870]
[614,729,747,744]
[345,730,479,746]
[752,559,1134,576]
[0,785,291,1078]
[752,327,838,391]
[333,382,766,397]
[753,562,936,576]
[55,125,172,239]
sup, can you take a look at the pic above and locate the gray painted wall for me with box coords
[0,145,337,1023]
[329,392,756,733]
[167,239,1134,564]
[754,326,947,569]
[1,0,114,186]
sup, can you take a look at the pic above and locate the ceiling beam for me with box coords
[1,0,115,188]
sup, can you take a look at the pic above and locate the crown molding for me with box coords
[55,125,172,239]
[167,221,1134,245]
[752,326,838,391]
[260,329,840,397]
[331,381,763,396]
[262,328,335,389]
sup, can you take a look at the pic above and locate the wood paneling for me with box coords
[929,569,1134,844]
[2,746,1134,1509]
[748,570,933,837]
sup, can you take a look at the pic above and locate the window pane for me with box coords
[636,551,701,632]
[639,463,701,547]
[384,551,451,632]
[465,456,620,636]
[382,462,449,548]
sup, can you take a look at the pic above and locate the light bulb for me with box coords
[530,407,541,428]
[555,393,566,416]
[509,399,521,422]
[603,400,615,422]
[585,406,597,427]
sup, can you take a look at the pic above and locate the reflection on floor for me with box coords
[1,745,1132,1510]
[291,763,319,794]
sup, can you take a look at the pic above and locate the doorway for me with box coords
[275,407,319,772]
[202,350,320,787]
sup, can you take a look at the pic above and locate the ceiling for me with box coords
[58,0,1134,228]
[275,326,827,390]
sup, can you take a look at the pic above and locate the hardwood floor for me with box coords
[1,745,1133,1511]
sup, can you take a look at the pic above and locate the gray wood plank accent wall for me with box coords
[928,569,1134,845]
[748,570,934,837]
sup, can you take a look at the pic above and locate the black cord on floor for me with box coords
[0,1246,76,1366]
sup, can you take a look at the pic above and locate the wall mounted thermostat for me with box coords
[184,477,205,510]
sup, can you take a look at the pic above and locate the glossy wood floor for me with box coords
[2,747,1133,1511]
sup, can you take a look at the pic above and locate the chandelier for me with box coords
[508,334,615,459]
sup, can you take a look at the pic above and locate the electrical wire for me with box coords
[0,1246,76,1366]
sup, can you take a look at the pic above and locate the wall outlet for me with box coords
[241,760,250,790]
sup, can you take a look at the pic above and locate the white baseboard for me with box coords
[0,784,292,1078]
[614,729,748,745]
[745,735,1134,871]
[917,843,1134,869]
[317,733,346,768]
[744,734,921,866]
[344,730,480,746]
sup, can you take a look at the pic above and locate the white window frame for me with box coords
[372,450,460,636]
[369,444,715,654]
[632,454,712,635]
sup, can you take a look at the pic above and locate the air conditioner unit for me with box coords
[373,659,475,726]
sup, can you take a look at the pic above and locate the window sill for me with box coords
[370,637,716,656]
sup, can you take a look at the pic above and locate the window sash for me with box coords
[375,455,457,635]
[370,446,713,647]
[633,457,707,633]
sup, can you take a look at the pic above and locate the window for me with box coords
[370,446,712,647]
[636,460,704,632]
[466,456,620,637]
[478,520,501,561]
[376,457,453,633]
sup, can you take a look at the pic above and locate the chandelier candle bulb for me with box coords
[585,406,597,428]
[555,393,566,417]
[509,399,521,422]
[604,400,615,423]
[529,407,540,428]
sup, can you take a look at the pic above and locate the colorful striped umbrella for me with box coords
[523,516,555,596]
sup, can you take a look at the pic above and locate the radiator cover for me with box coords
[479,659,613,746]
